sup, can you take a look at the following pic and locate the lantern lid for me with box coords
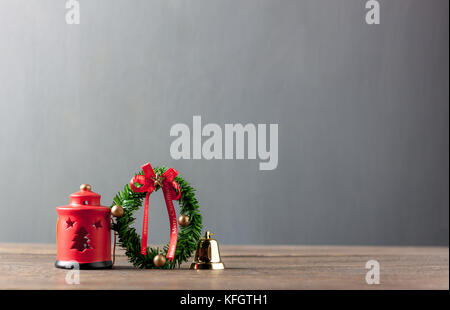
[69,184,101,206]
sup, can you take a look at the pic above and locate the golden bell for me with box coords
[190,231,225,270]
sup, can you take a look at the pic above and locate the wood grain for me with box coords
[0,243,447,290]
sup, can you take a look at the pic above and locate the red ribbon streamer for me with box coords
[129,163,181,260]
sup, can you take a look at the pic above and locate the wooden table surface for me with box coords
[0,243,447,290]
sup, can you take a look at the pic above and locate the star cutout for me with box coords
[66,217,75,229]
[93,220,102,229]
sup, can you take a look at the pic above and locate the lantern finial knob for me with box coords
[80,184,92,191]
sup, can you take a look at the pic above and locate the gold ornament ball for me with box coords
[153,254,166,267]
[80,184,91,191]
[111,205,124,217]
[178,214,190,227]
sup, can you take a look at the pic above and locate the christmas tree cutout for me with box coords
[70,226,91,251]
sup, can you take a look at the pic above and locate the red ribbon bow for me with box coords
[130,163,181,259]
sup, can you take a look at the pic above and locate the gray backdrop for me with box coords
[0,0,448,245]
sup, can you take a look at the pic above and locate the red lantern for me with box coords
[55,184,112,269]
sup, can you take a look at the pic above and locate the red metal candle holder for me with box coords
[55,184,112,269]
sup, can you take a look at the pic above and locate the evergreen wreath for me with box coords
[111,166,202,269]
